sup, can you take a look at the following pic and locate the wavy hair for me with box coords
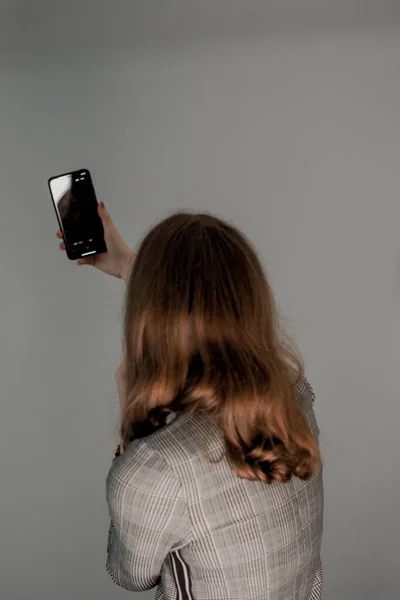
[121,212,320,483]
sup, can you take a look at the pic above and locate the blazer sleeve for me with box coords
[105,439,191,591]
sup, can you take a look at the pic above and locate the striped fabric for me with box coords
[106,379,324,599]
[170,550,195,600]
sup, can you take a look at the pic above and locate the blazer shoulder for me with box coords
[294,378,319,436]
[107,436,179,496]
[295,377,316,403]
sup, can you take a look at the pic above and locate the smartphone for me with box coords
[48,169,107,260]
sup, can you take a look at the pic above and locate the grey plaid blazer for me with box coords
[106,379,323,599]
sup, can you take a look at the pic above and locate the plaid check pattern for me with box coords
[106,379,323,599]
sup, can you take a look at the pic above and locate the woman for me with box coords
[57,204,323,600]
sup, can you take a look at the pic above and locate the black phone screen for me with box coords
[49,169,107,260]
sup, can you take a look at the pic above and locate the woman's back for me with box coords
[106,378,323,600]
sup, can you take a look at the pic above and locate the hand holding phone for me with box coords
[54,186,135,280]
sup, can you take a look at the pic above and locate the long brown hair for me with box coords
[122,212,320,483]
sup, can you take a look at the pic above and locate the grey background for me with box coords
[1,1,400,599]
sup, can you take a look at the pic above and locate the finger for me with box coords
[56,230,63,239]
[59,242,66,250]
[98,202,109,222]
[98,202,113,231]
[76,256,95,266]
